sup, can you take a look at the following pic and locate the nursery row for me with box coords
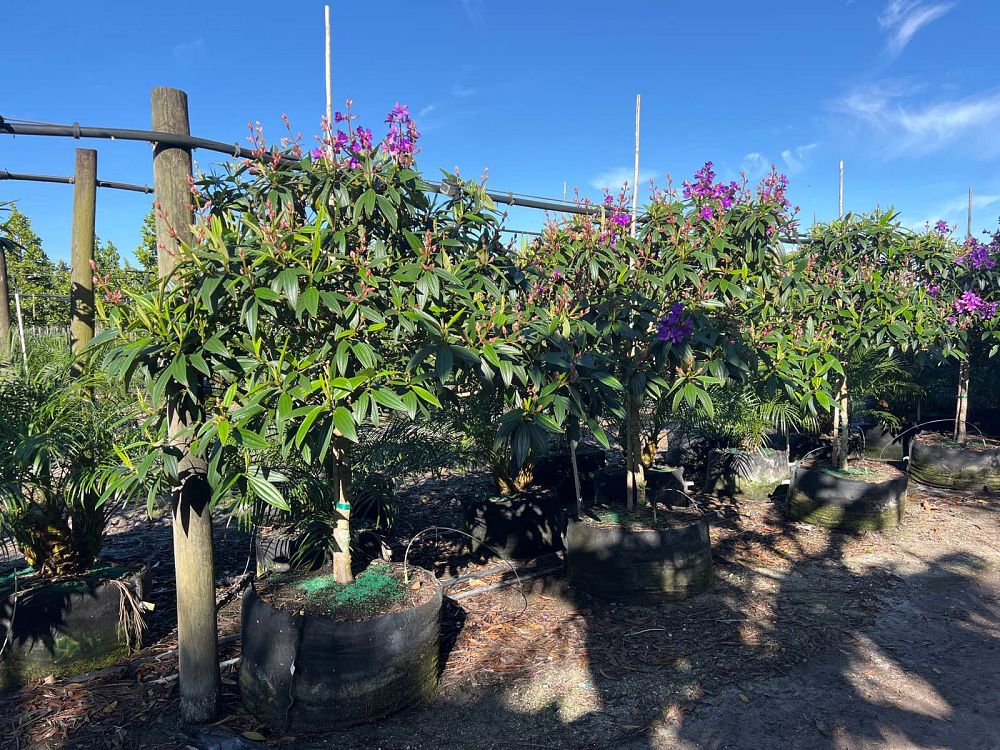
[1,101,998,733]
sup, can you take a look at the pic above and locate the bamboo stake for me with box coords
[955,186,973,443]
[325,5,332,128]
[14,292,26,369]
[631,94,641,237]
[0,237,10,360]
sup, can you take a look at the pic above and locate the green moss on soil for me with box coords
[585,508,693,530]
[788,490,906,532]
[292,562,404,619]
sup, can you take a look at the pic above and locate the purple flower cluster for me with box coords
[933,219,951,236]
[657,302,694,344]
[956,238,997,270]
[953,290,998,320]
[926,282,941,298]
[683,162,738,209]
[757,167,789,209]
[599,195,631,247]
[383,102,419,161]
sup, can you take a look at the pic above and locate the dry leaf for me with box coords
[243,730,267,741]
[410,580,422,590]
[738,693,750,703]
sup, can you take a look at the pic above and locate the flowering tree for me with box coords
[920,223,1000,441]
[791,210,943,470]
[604,163,827,507]
[99,103,514,583]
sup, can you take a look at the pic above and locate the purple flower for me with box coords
[699,206,715,221]
[956,238,997,270]
[386,102,410,123]
[933,220,950,236]
[552,270,563,281]
[657,302,694,344]
[310,147,323,160]
[333,130,350,152]
[927,282,941,298]
[334,111,346,123]
[611,212,631,227]
[603,195,615,207]
[346,156,362,170]
[953,290,998,320]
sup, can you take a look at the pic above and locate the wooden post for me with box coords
[0,239,10,359]
[832,161,845,466]
[70,148,97,361]
[631,94,641,237]
[151,86,220,724]
[954,186,973,443]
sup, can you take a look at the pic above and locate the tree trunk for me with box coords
[331,442,353,584]
[0,218,13,360]
[954,356,970,443]
[152,86,219,724]
[70,148,97,365]
[837,371,849,471]
[626,394,645,510]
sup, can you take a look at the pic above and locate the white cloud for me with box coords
[418,104,437,118]
[460,0,484,24]
[591,167,657,192]
[911,193,1000,230]
[878,1,955,57]
[451,85,477,98]
[781,143,818,174]
[833,82,1000,156]
[741,152,770,179]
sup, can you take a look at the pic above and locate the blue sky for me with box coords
[2,0,998,262]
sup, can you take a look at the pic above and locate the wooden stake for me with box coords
[70,148,97,362]
[631,94,641,237]
[151,86,220,724]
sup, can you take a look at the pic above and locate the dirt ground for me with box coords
[2,476,998,750]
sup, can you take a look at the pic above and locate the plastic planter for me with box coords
[0,562,149,691]
[593,465,687,507]
[565,514,713,603]
[239,570,442,731]
[463,489,566,559]
[788,463,907,531]
[908,434,1000,492]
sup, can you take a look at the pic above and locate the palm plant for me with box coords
[0,338,133,576]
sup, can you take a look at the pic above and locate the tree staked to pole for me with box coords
[70,148,97,362]
[151,86,220,724]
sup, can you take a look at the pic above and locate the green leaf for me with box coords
[333,406,358,442]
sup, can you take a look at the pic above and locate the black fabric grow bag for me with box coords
[240,571,442,731]
[0,562,148,691]
[531,447,606,506]
[909,436,1000,491]
[861,425,912,461]
[787,464,908,531]
[565,516,713,603]
[705,449,789,502]
[463,490,565,559]
[593,465,687,506]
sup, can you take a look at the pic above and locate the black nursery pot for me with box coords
[463,489,566,559]
[0,562,149,691]
[239,571,442,731]
[565,514,713,603]
[787,463,908,531]
[861,425,912,461]
[908,434,1000,491]
[594,465,687,506]
[705,448,789,502]
[531,446,606,506]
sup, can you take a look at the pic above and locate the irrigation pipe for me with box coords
[0,169,153,193]
[877,418,987,460]
[0,114,812,244]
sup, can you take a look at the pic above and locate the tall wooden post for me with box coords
[70,148,97,360]
[151,86,219,723]
[631,94,641,237]
[0,240,10,359]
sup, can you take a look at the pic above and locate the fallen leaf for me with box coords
[243,730,266,741]
[410,580,422,590]
[738,693,750,703]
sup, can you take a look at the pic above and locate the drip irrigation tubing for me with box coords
[0,114,810,242]
[0,169,152,193]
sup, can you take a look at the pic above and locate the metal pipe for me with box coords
[0,169,153,193]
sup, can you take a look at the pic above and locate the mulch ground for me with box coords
[1,473,997,750]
